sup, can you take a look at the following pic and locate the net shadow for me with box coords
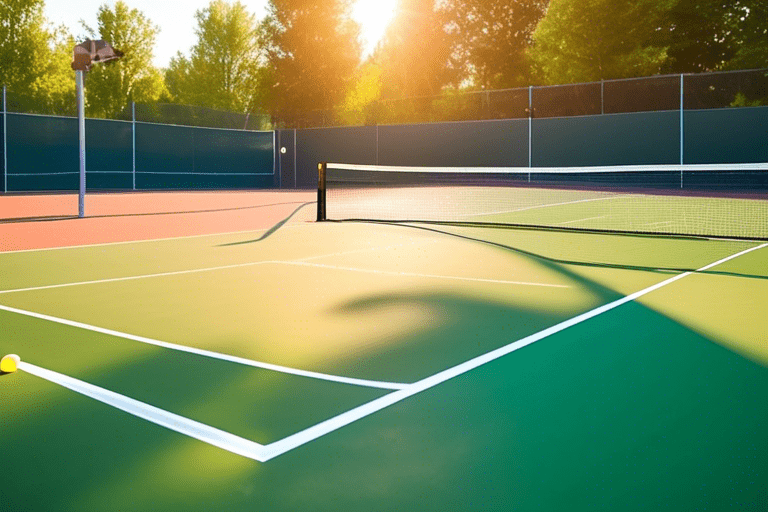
[331,220,768,281]
[218,202,315,246]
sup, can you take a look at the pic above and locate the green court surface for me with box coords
[1,216,767,511]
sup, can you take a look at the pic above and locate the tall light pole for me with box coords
[71,39,123,218]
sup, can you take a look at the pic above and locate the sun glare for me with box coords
[352,0,398,56]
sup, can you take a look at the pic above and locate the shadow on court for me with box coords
[0,200,312,224]
[355,220,768,281]
[2,285,766,512]
[218,201,314,246]
[1,220,766,511]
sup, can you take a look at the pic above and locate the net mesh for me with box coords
[321,163,768,240]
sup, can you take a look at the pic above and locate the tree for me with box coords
[165,0,264,113]
[666,0,768,72]
[337,61,383,125]
[0,0,50,92]
[529,0,676,84]
[260,0,360,126]
[82,1,166,118]
[442,0,549,89]
[29,25,77,116]
[375,0,455,99]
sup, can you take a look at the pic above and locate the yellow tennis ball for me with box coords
[1,354,20,373]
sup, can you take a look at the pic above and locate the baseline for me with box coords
[17,361,269,462]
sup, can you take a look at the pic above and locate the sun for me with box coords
[352,0,398,56]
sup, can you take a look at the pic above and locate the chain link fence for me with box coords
[293,68,768,128]
[3,89,271,131]
[3,68,766,130]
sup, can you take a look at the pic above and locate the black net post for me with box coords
[317,162,327,221]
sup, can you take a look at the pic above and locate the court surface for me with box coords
[1,191,766,511]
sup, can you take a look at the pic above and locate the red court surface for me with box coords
[0,191,316,251]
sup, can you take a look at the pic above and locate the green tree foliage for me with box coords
[443,0,549,89]
[338,62,383,125]
[375,0,455,99]
[82,1,166,118]
[260,0,360,126]
[529,0,675,84]
[666,0,767,72]
[29,25,77,115]
[0,0,50,91]
[165,0,264,113]
[0,0,76,115]
[729,0,768,69]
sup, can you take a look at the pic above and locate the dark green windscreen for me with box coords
[684,106,768,164]
[3,114,275,192]
[135,123,275,189]
[6,114,79,191]
[295,126,377,188]
[85,118,133,189]
[532,111,680,167]
[378,119,528,167]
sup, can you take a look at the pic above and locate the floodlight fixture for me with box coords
[71,39,124,72]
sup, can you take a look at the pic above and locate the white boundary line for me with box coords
[558,215,611,226]
[0,237,565,294]
[18,361,269,461]
[0,205,316,255]
[273,261,568,288]
[11,243,766,462]
[0,259,565,295]
[0,261,275,294]
[0,227,280,255]
[0,303,407,391]
[461,194,636,218]
[258,242,767,460]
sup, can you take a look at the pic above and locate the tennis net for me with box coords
[317,162,768,240]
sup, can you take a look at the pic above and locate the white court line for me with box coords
[0,239,563,293]
[10,243,766,462]
[0,303,407,390]
[274,261,568,288]
[294,239,440,262]
[558,215,610,226]
[18,361,269,462]
[0,223,309,255]
[0,261,274,295]
[257,242,767,461]
[0,239,438,294]
[462,194,637,218]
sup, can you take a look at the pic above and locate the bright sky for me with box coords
[44,0,396,69]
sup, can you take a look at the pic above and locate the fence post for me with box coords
[132,101,136,190]
[680,73,684,187]
[76,70,86,218]
[3,85,7,193]
[601,79,605,115]
[528,85,533,179]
